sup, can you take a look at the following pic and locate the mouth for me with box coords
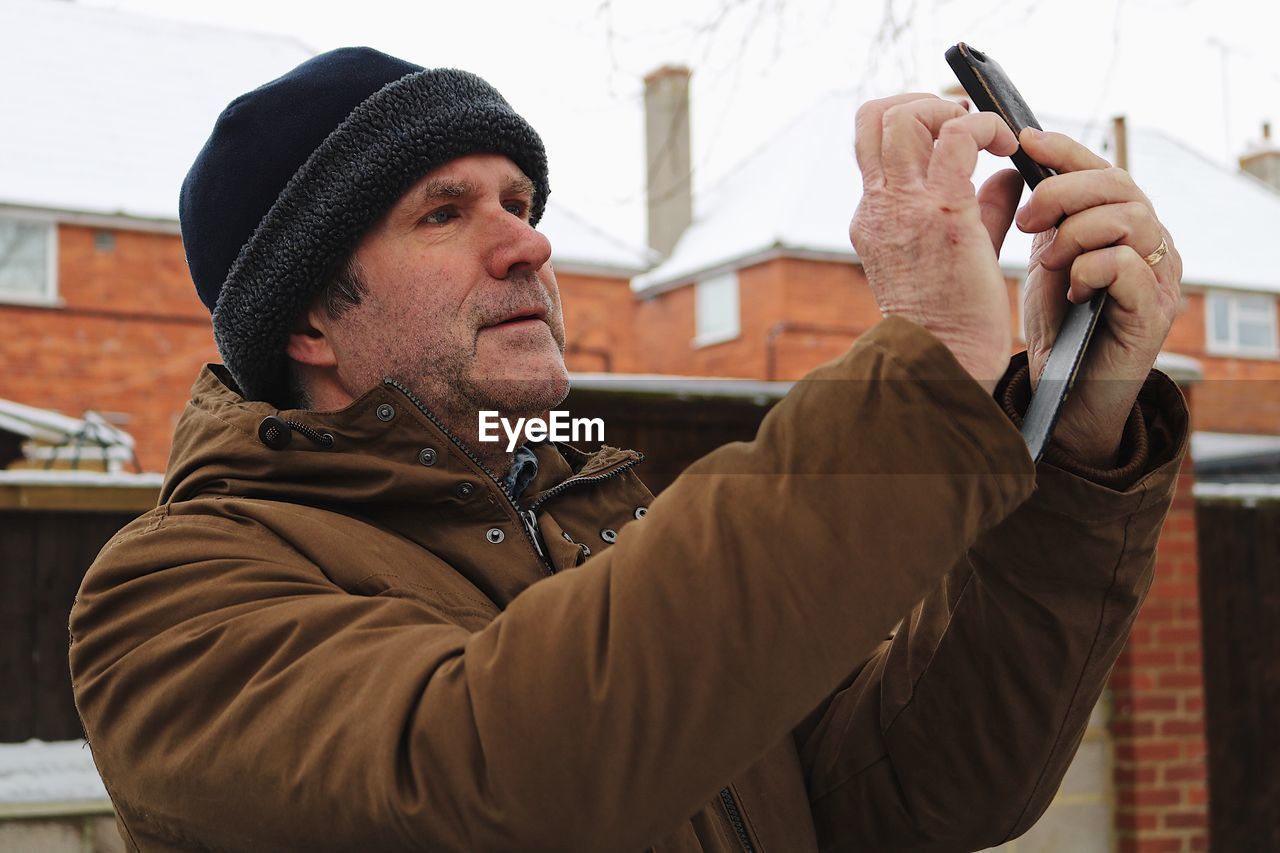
[481,306,549,330]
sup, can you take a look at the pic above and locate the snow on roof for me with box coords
[0,399,134,449]
[0,469,163,488]
[1194,481,1280,501]
[0,740,109,808]
[634,89,1280,295]
[0,398,141,472]
[1153,351,1203,384]
[0,0,647,275]
[569,372,790,402]
[0,0,313,223]
[1192,431,1280,463]
[539,202,657,275]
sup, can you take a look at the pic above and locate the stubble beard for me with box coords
[384,310,569,453]
[337,272,569,462]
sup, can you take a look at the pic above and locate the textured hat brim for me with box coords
[211,68,550,406]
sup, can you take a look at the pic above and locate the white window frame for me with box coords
[693,271,740,347]
[1205,290,1279,358]
[0,213,58,306]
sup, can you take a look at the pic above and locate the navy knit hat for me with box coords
[180,47,550,405]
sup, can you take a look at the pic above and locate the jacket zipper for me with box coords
[526,453,644,513]
[719,787,756,852]
[519,509,546,560]
[384,381,643,575]
[385,379,554,574]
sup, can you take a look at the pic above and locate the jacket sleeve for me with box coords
[69,317,1038,852]
[793,359,1190,851]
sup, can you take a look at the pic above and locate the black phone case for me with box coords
[945,44,1055,190]
[945,42,1107,463]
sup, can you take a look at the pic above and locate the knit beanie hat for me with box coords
[180,47,550,405]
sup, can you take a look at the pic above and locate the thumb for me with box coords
[976,168,1024,254]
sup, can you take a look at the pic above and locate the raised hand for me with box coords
[1016,128,1182,467]
[850,93,1025,393]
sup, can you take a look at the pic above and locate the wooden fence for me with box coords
[1195,496,1280,851]
[1,509,142,742]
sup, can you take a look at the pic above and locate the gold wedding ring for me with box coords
[1142,237,1169,267]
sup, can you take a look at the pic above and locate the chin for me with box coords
[473,358,570,415]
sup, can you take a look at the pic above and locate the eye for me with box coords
[504,199,531,219]
[421,207,457,225]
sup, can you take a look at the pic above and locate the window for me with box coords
[1206,290,1278,357]
[694,271,739,346]
[0,217,56,304]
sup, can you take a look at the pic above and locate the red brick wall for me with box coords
[1169,290,1280,434]
[633,256,1025,380]
[556,270,638,373]
[1109,468,1209,852]
[0,225,216,473]
[632,261,785,377]
[59,225,199,317]
[0,225,644,473]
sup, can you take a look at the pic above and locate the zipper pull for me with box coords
[520,509,547,559]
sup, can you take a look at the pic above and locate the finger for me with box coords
[1018,127,1111,173]
[1016,167,1154,233]
[854,93,946,189]
[1066,245,1158,310]
[1037,201,1164,272]
[879,97,970,186]
[975,168,1025,254]
[923,112,1019,194]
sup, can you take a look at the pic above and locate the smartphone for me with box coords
[945,44,1055,190]
[945,43,1106,463]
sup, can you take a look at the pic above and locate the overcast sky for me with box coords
[78,0,1280,245]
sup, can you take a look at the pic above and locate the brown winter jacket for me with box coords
[68,317,1189,852]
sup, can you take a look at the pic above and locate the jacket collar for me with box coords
[161,365,641,513]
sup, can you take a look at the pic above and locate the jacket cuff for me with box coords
[852,317,1036,476]
[994,352,1188,493]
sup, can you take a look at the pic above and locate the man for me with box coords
[69,47,1187,851]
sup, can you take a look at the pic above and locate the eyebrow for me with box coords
[503,174,536,198]
[413,173,536,207]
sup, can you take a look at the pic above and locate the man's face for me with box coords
[323,154,569,422]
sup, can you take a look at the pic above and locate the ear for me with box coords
[286,305,339,368]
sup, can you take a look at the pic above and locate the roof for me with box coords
[634,89,1280,295]
[568,372,790,404]
[0,399,134,449]
[1192,431,1280,485]
[1192,431,1280,463]
[0,0,648,274]
[571,352,1200,401]
[0,0,313,223]
[0,398,138,472]
[1194,482,1280,502]
[538,203,657,275]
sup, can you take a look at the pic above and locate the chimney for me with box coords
[1112,115,1129,171]
[1240,121,1280,192]
[643,66,693,258]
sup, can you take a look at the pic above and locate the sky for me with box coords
[77,0,1280,246]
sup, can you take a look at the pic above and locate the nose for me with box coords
[484,208,553,280]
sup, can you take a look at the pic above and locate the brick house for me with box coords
[0,0,651,474]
